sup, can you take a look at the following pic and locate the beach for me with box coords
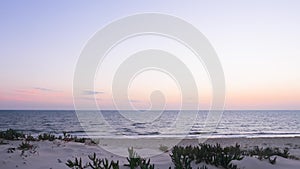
[1,137,300,169]
[1,110,300,168]
[2,0,300,168]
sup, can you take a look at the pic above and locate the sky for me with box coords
[0,0,300,110]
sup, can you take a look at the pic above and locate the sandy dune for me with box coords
[0,137,300,169]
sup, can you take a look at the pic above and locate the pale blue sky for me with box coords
[0,0,300,109]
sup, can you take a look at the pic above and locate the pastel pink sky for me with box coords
[0,1,300,110]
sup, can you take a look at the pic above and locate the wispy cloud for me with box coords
[14,87,60,95]
[33,87,58,92]
[82,90,104,95]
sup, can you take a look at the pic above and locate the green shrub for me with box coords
[170,145,194,169]
[66,153,119,169]
[125,147,141,169]
[139,159,155,169]
[88,153,119,169]
[245,146,290,164]
[66,157,86,169]
[63,131,73,141]
[18,141,38,156]
[74,137,86,143]
[25,135,36,141]
[18,141,33,151]
[123,147,155,169]
[38,133,56,141]
[65,143,293,169]
[171,143,241,169]
[0,129,24,140]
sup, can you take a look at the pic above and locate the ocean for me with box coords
[0,110,299,138]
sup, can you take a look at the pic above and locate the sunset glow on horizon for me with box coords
[1,1,300,110]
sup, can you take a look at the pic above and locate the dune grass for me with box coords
[65,143,294,169]
[0,129,25,140]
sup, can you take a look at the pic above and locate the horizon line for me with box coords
[0,109,299,111]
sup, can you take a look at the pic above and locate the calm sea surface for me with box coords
[0,110,299,138]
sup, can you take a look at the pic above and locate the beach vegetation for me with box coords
[245,146,290,164]
[170,145,193,169]
[25,134,36,141]
[66,157,87,169]
[124,147,155,169]
[128,147,140,159]
[65,143,295,169]
[170,143,242,169]
[62,132,87,143]
[63,131,73,141]
[18,141,38,156]
[66,153,119,169]
[289,155,300,160]
[38,133,56,141]
[0,129,25,140]
[138,158,155,169]
[247,146,289,158]
[88,152,119,169]
[74,136,86,143]
[169,143,293,168]
[66,147,154,169]
[18,141,33,151]
[125,156,155,169]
